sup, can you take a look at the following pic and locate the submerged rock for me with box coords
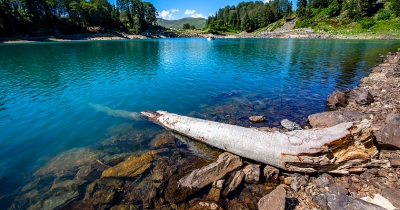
[308,111,369,128]
[101,149,168,178]
[177,152,242,189]
[33,148,102,178]
[148,131,175,149]
[248,116,266,123]
[258,185,286,210]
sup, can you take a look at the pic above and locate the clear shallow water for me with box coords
[1,38,400,195]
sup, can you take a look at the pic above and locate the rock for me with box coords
[327,90,348,109]
[316,191,386,210]
[329,183,348,195]
[361,194,396,210]
[281,119,302,131]
[33,179,84,210]
[382,188,400,208]
[263,165,279,179]
[375,115,400,148]
[33,148,102,178]
[222,170,244,197]
[177,152,242,189]
[389,158,400,167]
[238,186,258,209]
[258,185,286,210]
[124,176,157,208]
[110,204,139,210]
[308,111,369,128]
[148,131,175,149]
[207,180,224,202]
[101,152,153,178]
[84,179,123,206]
[313,194,328,210]
[284,177,294,185]
[290,175,307,192]
[248,116,266,123]
[315,173,332,188]
[349,87,374,105]
[189,201,222,210]
[243,164,260,184]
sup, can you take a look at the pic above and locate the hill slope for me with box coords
[156,18,207,29]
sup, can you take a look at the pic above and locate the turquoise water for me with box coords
[1,38,399,195]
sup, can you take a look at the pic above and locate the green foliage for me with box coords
[0,0,156,36]
[377,10,391,20]
[297,0,308,19]
[157,18,206,30]
[182,23,190,30]
[391,0,400,17]
[205,0,292,33]
[360,17,376,29]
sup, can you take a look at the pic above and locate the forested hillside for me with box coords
[156,17,206,30]
[205,0,400,35]
[0,0,157,36]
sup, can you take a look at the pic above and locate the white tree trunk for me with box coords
[141,111,379,174]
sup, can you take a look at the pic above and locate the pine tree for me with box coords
[297,0,307,19]
[391,0,400,16]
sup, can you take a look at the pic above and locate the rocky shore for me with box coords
[1,49,400,210]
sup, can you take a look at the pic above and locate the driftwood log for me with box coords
[141,111,380,174]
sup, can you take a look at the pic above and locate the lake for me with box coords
[0,38,399,205]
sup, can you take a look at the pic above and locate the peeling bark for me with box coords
[141,111,379,174]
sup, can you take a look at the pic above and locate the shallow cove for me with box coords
[0,38,400,196]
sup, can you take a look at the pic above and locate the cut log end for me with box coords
[283,119,377,174]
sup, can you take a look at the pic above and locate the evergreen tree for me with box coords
[297,0,307,19]
[390,0,400,16]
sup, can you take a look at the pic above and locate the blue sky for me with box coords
[108,0,298,20]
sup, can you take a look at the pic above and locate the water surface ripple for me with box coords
[0,38,399,194]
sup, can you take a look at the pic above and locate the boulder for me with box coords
[308,111,369,128]
[222,170,244,197]
[382,188,400,208]
[148,131,175,149]
[248,116,266,123]
[349,87,374,105]
[327,90,347,109]
[258,185,286,210]
[177,152,242,189]
[375,114,400,148]
[243,164,260,184]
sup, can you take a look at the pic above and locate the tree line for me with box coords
[205,0,293,33]
[206,0,400,33]
[0,0,157,36]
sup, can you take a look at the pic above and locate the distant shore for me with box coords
[1,29,400,43]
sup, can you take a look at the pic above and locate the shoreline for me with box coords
[1,30,400,44]
[1,43,399,209]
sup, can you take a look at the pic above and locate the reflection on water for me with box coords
[0,38,400,206]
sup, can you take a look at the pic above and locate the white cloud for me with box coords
[191,13,205,18]
[171,9,179,13]
[263,0,270,2]
[185,10,196,15]
[158,10,174,20]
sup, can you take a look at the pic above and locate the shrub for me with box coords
[360,17,376,29]
[377,10,391,20]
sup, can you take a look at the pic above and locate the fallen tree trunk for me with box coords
[141,111,379,174]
